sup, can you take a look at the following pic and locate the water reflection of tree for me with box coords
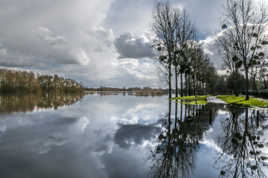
[0,92,84,114]
[150,102,217,178]
[217,106,267,178]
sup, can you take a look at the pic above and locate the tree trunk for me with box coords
[175,101,178,127]
[188,74,191,96]
[234,71,239,96]
[245,68,249,100]
[203,82,205,94]
[253,74,257,91]
[175,67,178,98]
[168,99,171,134]
[180,73,183,97]
[168,59,172,99]
[195,77,197,96]
[185,73,188,96]
[264,77,268,89]
[180,101,183,121]
[245,108,248,134]
[175,68,178,127]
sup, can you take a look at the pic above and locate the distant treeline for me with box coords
[86,87,168,92]
[85,87,169,96]
[0,69,84,94]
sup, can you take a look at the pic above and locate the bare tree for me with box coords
[152,2,180,99]
[222,0,267,100]
[153,3,217,98]
[217,33,244,96]
[175,11,195,97]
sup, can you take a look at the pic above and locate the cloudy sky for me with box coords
[0,0,250,87]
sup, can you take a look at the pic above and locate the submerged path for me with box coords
[207,96,226,104]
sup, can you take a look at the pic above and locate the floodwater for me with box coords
[0,93,268,178]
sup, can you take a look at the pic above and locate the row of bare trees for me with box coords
[152,2,217,99]
[153,0,268,99]
[217,0,267,100]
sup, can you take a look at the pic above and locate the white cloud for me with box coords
[200,24,268,70]
[199,31,226,69]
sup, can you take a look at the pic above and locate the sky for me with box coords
[0,0,263,88]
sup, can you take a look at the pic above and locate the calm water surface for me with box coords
[0,94,268,178]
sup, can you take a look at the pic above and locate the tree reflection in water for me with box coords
[150,101,268,178]
[216,106,267,178]
[150,101,218,178]
[0,92,85,114]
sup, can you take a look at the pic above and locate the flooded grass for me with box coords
[182,100,208,105]
[172,95,209,105]
[217,95,268,108]
[172,95,209,101]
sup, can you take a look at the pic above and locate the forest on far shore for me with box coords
[0,69,84,94]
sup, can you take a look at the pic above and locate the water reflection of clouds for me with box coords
[99,144,151,178]
[0,125,7,134]
[38,133,67,154]
[2,95,251,178]
[200,139,222,153]
[111,103,167,125]
[73,116,90,133]
[114,123,160,149]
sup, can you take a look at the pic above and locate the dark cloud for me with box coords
[114,33,154,59]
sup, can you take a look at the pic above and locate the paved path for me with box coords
[207,96,226,104]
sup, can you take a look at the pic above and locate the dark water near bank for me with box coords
[0,94,268,178]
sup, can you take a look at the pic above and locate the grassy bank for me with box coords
[172,95,209,105]
[216,95,268,108]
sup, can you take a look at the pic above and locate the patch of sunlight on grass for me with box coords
[216,95,268,108]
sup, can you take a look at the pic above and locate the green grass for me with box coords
[182,100,207,105]
[172,95,209,101]
[216,95,268,108]
[172,95,209,105]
